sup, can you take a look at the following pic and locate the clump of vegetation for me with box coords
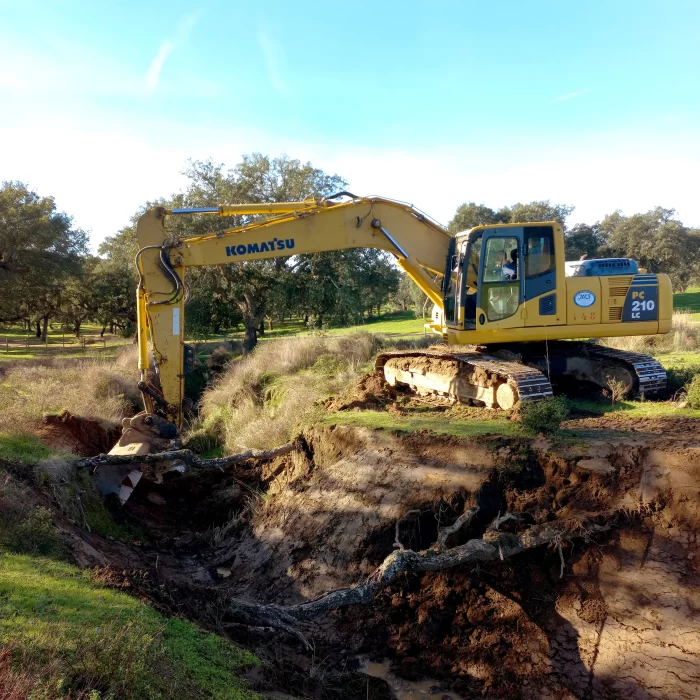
[684,375,700,409]
[0,346,139,437]
[198,333,382,452]
[666,365,700,396]
[515,397,569,436]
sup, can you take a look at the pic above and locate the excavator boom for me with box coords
[135,195,452,425]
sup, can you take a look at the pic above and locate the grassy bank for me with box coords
[0,552,260,699]
[196,332,431,453]
[0,457,260,699]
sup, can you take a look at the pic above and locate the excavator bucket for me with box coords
[94,413,179,503]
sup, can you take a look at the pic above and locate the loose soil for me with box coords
[324,371,398,411]
[38,410,121,456]
[13,406,700,699]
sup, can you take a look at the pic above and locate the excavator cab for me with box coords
[444,224,560,338]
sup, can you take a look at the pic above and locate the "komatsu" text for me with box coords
[225,238,295,257]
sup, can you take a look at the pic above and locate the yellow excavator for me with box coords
[101,194,672,500]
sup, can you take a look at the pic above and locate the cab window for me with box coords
[482,236,520,322]
[525,226,555,278]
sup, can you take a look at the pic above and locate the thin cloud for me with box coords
[551,88,591,104]
[144,13,199,94]
[257,28,291,96]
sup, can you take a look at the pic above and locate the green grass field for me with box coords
[0,312,428,362]
[198,310,428,346]
[0,552,260,698]
[3,285,699,363]
[673,290,700,314]
[0,322,131,361]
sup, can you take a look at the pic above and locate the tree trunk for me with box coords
[35,319,41,337]
[243,323,258,353]
[236,289,266,355]
[268,317,273,331]
[41,315,49,342]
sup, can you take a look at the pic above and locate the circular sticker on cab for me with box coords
[574,291,596,307]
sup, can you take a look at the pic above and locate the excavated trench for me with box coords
[41,414,700,699]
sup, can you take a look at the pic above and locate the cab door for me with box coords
[444,239,469,328]
[522,225,563,327]
[476,230,524,331]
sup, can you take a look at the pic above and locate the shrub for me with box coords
[604,376,628,405]
[0,490,63,556]
[685,375,700,409]
[666,366,700,396]
[206,344,235,372]
[516,397,568,436]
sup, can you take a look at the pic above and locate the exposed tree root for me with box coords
[224,508,646,649]
[436,506,479,550]
[74,442,297,470]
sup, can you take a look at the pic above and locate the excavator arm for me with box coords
[134,195,453,426]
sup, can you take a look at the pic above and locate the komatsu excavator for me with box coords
[103,193,672,501]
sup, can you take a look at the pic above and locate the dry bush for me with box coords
[0,644,37,700]
[199,332,428,453]
[0,346,140,434]
[603,311,700,354]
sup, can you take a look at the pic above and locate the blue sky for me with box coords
[1,0,698,246]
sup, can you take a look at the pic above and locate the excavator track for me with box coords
[376,349,553,410]
[575,345,667,396]
[376,341,666,409]
[495,341,667,398]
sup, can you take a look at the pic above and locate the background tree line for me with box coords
[2,154,699,351]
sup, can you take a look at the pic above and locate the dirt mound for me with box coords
[39,411,121,456]
[325,371,397,411]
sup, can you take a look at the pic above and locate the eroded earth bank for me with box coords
[31,409,700,699]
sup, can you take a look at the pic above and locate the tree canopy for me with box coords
[2,161,698,346]
[0,181,88,337]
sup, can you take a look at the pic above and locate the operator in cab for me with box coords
[503,249,518,281]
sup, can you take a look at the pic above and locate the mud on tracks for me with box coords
[324,371,398,412]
